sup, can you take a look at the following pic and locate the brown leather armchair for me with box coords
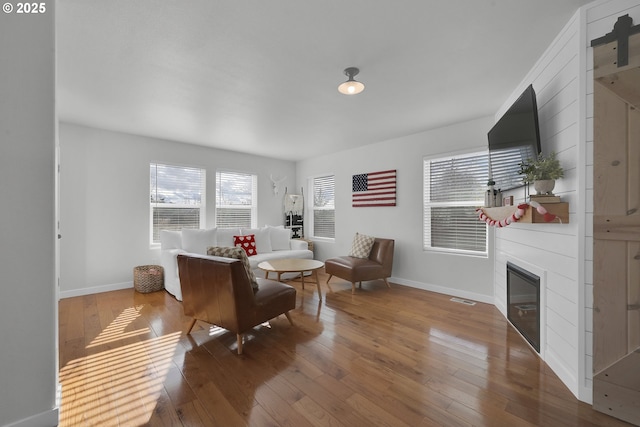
[177,254,296,354]
[325,238,395,294]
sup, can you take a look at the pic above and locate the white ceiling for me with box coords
[56,0,592,161]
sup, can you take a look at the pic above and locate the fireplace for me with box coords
[507,262,540,353]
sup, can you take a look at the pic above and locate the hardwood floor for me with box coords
[59,271,632,426]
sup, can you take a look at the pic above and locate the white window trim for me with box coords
[423,150,488,257]
[150,162,206,246]
[309,174,335,241]
[215,170,258,229]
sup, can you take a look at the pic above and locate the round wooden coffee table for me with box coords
[258,258,325,300]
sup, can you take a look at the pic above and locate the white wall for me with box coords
[0,2,59,426]
[59,122,297,297]
[296,116,496,303]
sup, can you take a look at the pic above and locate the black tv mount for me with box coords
[590,14,640,68]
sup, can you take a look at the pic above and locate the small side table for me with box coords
[133,265,164,293]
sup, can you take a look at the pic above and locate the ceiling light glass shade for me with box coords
[338,67,365,95]
[338,80,365,95]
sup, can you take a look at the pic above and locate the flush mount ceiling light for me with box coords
[338,67,365,95]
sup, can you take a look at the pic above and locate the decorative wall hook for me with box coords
[269,174,286,196]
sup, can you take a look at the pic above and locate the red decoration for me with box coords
[476,201,558,227]
[233,234,257,256]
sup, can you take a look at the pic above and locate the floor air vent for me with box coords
[450,297,476,306]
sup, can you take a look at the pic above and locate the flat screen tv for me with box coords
[488,84,542,192]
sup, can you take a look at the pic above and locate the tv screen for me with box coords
[488,84,542,192]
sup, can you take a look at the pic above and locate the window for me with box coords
[312,175,335,238]
[150,163,205,243]
[216,171,257,228]
[424,152,488,255]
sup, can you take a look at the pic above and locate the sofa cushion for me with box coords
[241,227,273,253]
[216,228,238,247]
[182,228,216,254]
[207,246,259,292]
[349,232,375,259]
[268,226,291,251]
[234,234,258,256]
[160,230,182,250]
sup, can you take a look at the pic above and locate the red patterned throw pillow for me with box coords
[233,234,257,256]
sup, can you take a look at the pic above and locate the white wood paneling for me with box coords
[494,11,582,399]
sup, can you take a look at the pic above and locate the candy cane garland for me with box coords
[477,202,558,227]
[529,200,558,223]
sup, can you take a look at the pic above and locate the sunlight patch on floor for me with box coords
[59,305,181,426]
[87,305,149,348]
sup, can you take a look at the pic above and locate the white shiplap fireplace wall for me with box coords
[494,0,640,404]
[493,10,584,400]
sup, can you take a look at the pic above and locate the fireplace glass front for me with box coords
[507,262,540,353]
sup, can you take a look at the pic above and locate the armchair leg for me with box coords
[383,278,391,289]
[284,311,294,326]
[326,274,333,283]
[237,333,243,355]
[186,318,197,334]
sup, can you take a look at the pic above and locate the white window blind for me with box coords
[216,171,257,228]
[424,152,488,254]
[150,163,205,243]
[312,175,335,239]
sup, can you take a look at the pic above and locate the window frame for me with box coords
[150,162,206,245]
[215,170,258,229]
[423,150,489,256]
[310,174,335,240]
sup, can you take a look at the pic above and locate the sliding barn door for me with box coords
[592,32,640,425]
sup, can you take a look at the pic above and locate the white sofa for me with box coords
[160,226,313,301]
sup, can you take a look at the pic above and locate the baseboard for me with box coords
[4,407,59,427]
[545,347,580,400]
[60,281,133,299]
[390,276,494,305]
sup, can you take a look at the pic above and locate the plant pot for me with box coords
[533,179,555,195]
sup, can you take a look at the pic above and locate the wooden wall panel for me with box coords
[593,28,640,423]
[630,107,640,214]
[629,242,640,350]
[593,81,628,216]
[593,239,628,373]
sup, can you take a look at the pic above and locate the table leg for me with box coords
[314,269,322,300]
[300,271,305,289]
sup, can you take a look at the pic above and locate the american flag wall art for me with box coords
[352,169,397,207]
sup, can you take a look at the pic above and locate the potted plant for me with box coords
[519,151,564,195]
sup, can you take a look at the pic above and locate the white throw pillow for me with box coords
[216,228,239,247]
[349,232,375,259]
[241,227,273,253]
[160,230,182,250]
[269,226,291,251]
[182,228,217,254]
